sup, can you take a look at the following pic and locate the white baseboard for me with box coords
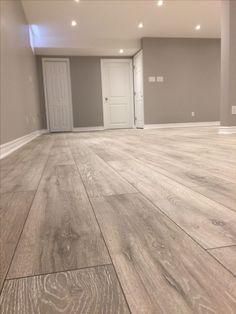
[144,121,220,129]
[0,129,47,159]
[73,126,104,132]
[218,126,236,134]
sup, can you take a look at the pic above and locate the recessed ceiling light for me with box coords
[71,20,77,27]
[195,24,201,30]
[74,0,80,2]
[157,0,164,6]
[119,49,124,54]
[138,23,143,29]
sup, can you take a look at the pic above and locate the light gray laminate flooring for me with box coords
[0,127,236,313]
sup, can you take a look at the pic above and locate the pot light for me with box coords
[71,20,77,27]
[157,0,164,6]
[195,24,201,30]
[138,23,143,29]
[74,0,80,2]
[119,49,124,54]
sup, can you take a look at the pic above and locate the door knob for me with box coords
[105,97,108,101]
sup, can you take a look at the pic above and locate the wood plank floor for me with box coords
[208,245,236,276]
[7,164,110,279]
[0,265,130,314]
[0,127,236,313]
[0,192,35,290]
[91,193,236,313]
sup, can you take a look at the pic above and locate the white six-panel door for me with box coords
[133,51,144,128]
[42,58,73,132]
[101,59,134,129]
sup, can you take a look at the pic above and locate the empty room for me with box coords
[0,0,236,313]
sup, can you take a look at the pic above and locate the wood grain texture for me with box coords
[91,193,236,314]
[0,135,49,175]
[209,246,236,276]
[106,135,236,188]
[0,191,35,291]
[0,265,130,314]
[193,183,236,213]
[108,158,236,249]
[89,144,133,162]
[134,152,235,188]
[0,136,53,194]
[72,146,135,197]
[1,127,236,313]
[49,134,75,163]
[8,164,110,279]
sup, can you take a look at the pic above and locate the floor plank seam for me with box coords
[71,150,143,194]
[207,244,236,250]
[206,251,236,278]
[1,130,236,313]
[0,190,38,296]
[4,263,113,282]
[105,158,236,279]
[0,139,54,296]
[68,141,133,314]
[131,156,236,215]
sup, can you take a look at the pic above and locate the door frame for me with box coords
[133,50,144,128]
[100,59,135,129]
[42,58,73,132]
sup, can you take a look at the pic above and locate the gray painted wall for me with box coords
[37,56,104,128]
[37,40,220,129]
[221,0,236,126]
[70,57,104,127]
[0,0,46,144]
[141,38,221,124]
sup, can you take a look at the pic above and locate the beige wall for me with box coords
[0,0,46,145]
[141,38,221,124]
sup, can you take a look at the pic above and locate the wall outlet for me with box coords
[148,76,156,82]
[156,76,164,83]
[232,106,236,115]
[191,112,195,117]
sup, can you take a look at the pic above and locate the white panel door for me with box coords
[101,59,134,129]
[43,59,73,132]
[133,51,144,128]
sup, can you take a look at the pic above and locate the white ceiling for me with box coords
[22,0,221,56]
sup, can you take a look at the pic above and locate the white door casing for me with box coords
[101,59,134,129]
[133,50,144,128]
[42,58,73,132]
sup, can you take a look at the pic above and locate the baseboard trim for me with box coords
[144,121,220,129]
[73,126,104,132]
[0,129,47,159]
[218,126,236,134]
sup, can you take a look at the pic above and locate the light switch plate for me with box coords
[232,106,236,115]
[148,76,156,82]
[156,76,164,82]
